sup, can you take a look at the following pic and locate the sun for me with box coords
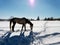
[29,0,35,7]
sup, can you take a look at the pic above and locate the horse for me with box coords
[10,17,33,32]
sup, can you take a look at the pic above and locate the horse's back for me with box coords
[10,17,30,24]
[11,17,26,24]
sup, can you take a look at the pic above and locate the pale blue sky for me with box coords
[0,0,60,19]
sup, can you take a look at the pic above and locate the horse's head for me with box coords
[30,23,33,30]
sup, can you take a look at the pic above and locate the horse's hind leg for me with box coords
[12,22,16,32]
[21,25,23,31]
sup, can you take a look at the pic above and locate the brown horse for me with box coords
[10,17,33,32]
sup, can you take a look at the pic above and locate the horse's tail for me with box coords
[10,20,11,31]
[10,19,13,31]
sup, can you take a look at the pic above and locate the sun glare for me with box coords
[29,0,35,7]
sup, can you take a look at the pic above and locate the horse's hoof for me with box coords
[12,31,15,32]
[25,30,26,31]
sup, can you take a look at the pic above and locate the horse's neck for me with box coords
[28,21,32,25]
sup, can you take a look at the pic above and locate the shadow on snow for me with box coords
[0,29,60,45]
[0,30,34,45]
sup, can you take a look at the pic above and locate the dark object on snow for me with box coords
[10,17,33,32]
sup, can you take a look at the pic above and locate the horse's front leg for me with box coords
[24,25,26,31]
[23,24,26,31]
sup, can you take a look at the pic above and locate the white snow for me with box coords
[0,21,60,45]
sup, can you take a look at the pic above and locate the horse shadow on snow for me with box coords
[0,29,60,45]
[0,30,34,45]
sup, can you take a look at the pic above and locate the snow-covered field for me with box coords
[0,21,60,45]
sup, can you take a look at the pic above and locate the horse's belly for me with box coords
[17,21,25,24]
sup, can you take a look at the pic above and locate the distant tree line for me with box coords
[0,19,10,21]
[30,16,40,21]
[0,16,60,21]
[44,17,60,21]
[30,17,60,21]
